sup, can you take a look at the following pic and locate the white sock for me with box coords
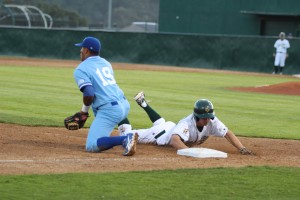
[141,101,147,107]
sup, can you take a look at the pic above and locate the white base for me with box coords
[292,74,300,78]
[177,148,227,158]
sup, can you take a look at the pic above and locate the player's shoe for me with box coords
[123,133,138,156]
[134,91,150,107]
[134,91,145,106]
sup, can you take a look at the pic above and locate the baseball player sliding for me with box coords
[118,92,253,155]
[273,32,290,75]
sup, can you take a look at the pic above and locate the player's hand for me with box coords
[239,147,254,155]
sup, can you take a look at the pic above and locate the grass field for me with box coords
[1,65,299,139]
[0,167,299,200]
[0,63,299,199]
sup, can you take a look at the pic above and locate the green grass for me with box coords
[0,167,299,200]
[1,65,299,139]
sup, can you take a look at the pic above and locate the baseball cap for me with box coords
[75,36,101,52]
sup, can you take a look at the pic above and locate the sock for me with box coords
[143,105,162,123]
[140,101,147,107]
[274,66,278,73]
[279,67,283,73]
[97,136,126,151]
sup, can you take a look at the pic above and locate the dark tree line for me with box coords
[1,0,159,29]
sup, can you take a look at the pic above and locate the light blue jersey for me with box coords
[74,56,125,110]
[74,56,130,152]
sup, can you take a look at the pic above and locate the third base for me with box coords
[177,147,227,158]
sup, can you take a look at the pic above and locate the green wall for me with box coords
[0,28,299,74]
[159,0,300,36]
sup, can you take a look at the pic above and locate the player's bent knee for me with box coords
[86,141,100,152]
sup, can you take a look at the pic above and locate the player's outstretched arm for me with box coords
[224,130,253,155]
[169,135,189,150]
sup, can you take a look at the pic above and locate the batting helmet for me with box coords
[193,99,215,119]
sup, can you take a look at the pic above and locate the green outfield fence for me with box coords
[0,27,299,74]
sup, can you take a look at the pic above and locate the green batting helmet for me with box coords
[193,99,215,119]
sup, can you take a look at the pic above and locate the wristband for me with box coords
[81,104,90,113]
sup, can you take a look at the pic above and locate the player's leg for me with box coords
[118,117,132,136]
[134,91,163,123]
[279,67,284,75]
[137,121,175,145]
[155,121,176,145]
[273,66,278,74]
[96,133,138,156]
[96,135,127,151]
[86,113,120,152]
[279,54,286,75]
[86,99,137,155]
[273,54,280,74]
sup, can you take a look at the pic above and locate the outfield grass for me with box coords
[0,65,299,139]
[0,167,299,200]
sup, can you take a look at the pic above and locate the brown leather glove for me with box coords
[64,112,89,130]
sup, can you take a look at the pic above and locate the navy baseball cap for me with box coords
[75,37,101,52]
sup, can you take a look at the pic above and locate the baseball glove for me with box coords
[239,147,253,155]
[64,112,89,130]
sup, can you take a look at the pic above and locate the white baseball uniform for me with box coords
[171,114,228,145]
[118,114,228,146]
[274,39,290,67]
[118,118,176,145]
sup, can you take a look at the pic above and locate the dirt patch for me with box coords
[230,82,300,96]
[0,57,299,175]
[0,123,299,175]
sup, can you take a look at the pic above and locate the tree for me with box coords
[2,0,87,28]
[1,0,159,29]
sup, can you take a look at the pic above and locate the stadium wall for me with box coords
[0,28,299,74]
[159,0,300,36]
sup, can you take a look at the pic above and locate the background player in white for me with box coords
[118,92,253,155]
[273,32,290,75]
[73,36,138,155]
